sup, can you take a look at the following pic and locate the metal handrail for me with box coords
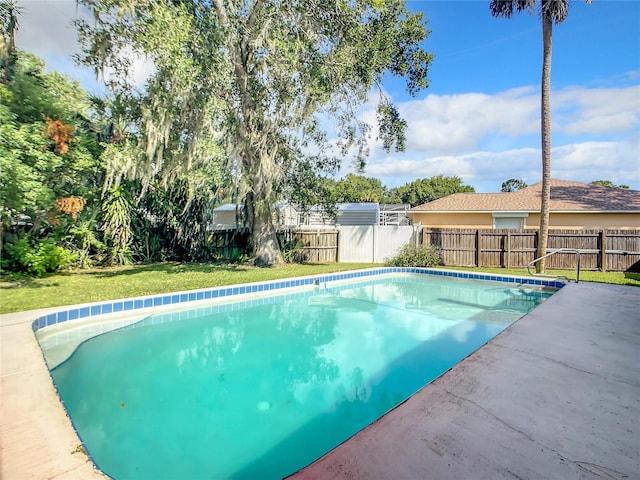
[527,248,581,283]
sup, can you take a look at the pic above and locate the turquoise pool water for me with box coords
[51,275,552,479]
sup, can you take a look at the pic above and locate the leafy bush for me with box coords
[28,240,78,276]
[385,243,441,268]
[65,221,105,268]
[1,238,78,276]
[1,237,32,273]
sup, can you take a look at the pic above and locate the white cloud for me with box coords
[16,1,86,57]
[552,137,640,185]
[16,0,154,89]
[365,148,538,191]
[387,84,640,157]
[364,136,639,192]
[395,87,539,155]
[353,83,640,191]
[555,85,640,135]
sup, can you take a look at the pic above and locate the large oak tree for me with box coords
[76,0,432,264]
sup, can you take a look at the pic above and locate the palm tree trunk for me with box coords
[1,1,19,84]
[536,13,553,273]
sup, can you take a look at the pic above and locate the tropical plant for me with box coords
[132,176,222,263]
[0,0,21,83]
[280,239,305,263]
[490,0,586,272]
[0,50,105,274]
[101,186,133,266]
[63,211,106,268]
[75,0,433,265]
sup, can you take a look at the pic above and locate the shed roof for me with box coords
[337,202,379,212]
[409,179,640,213]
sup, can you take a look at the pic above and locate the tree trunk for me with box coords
[250,204,282,266]
[536,14,553,273]
[248,172,283,266]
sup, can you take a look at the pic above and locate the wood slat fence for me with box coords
[281,228,339,262]
[422,228,640,272]
[209,227,340,262]
[208,228,250,259]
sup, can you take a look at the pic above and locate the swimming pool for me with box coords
[34,269,561,479]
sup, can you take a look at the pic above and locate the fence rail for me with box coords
[208,228,250,260]
[208,227,340,262]
[422,228,640,272]
[282,228,339,262]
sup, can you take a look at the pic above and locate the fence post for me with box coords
[599,230,607,272]
[506,231,511,269]
[475,230,481,267]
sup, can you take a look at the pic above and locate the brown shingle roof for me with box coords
[409,179,640,213]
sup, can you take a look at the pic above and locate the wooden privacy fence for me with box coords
[422,228,640,272]
[208,228,250,259]
[281,228,339,262]
[208,227,339,262]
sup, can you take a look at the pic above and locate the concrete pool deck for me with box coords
[1,281,638,479]
[291,282,640,480]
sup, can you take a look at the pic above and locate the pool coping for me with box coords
[30,267,564,335]
[2,267,566,479]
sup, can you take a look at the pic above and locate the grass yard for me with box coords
[1,262,637,315]
[0,262,379,315]
[450,266,640,287]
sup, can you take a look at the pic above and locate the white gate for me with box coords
[338,225,419,263]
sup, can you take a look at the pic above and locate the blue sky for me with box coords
[16,0,640,192]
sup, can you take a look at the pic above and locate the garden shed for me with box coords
[211,204,246,230]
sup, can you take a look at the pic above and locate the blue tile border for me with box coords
[31,267,565,333]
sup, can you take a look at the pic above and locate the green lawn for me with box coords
[0,262,379,314]
[449,266,640,287]
[1,262,637,315]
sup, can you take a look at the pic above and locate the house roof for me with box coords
[409,179,640,213]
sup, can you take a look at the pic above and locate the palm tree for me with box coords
[490,0,574,272]
[0,0,21,83]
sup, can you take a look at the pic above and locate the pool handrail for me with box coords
[527,248,581,283]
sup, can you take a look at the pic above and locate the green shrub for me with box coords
[385,243,442,268]
[28,240,78,276]
[1,238,77,276]
[1,237,32,273]
[65,220,106,269]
